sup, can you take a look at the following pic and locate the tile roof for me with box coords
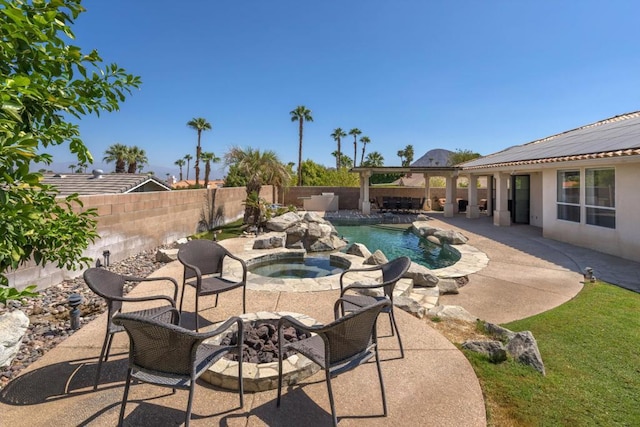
[40,171,171,196]
[462,111,640,170]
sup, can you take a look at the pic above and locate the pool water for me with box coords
[333,224,459,269]
[249,256,346,279]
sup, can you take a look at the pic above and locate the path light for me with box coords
[68,293,83,330]
[583,267,596,283]
[103,250,111,267]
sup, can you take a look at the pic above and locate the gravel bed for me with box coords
[0,246,169,390]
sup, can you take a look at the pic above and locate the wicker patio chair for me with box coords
[338,256,411,358]
[178,240,247,331]
[113,313,244,427]
[276,299,391,426]
[83,267,179,391]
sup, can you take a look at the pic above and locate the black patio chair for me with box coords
[276,299,391,427]
[338,256,412,358]
[178,239,247,331]
[113,313,244,427]
[83,267,179,391]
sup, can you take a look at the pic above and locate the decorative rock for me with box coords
[462,340,508,363]
[266,212,302,232]
[437,278,460,294]
[484,322,516,341]
[416,214,429,221]
[155,248,178,263]
[303,211,324,223]
[0,310,30,368]
[176,237,189,246]
[427,235,441,245]
[252,233,286,250]
[406,263,439,287]
[306,222,323,239]
[506,331,546,375]
[394,295,426,319]
[346,243,372,258]
[364,250,388,265]
[308,236,335,252]
[433,229,468,245]
[427,305,477,322]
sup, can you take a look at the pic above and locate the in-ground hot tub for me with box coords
[246,252,351,279]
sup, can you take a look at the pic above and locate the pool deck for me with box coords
[3,209,638,426]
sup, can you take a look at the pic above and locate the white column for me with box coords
[466,174,480,219]
[444,173,457,217]
[493,172,511,226]
[423,173,431,210]
[362,171,371,214]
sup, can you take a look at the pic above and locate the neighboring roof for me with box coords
[172,179,224,189]
[463,111,640,170]
[411,148,454,167]
[41,171,172,196]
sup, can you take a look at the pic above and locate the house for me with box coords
[459,111,640,263]
[41,170,172,196]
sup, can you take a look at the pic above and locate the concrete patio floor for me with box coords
[4,210,635,426]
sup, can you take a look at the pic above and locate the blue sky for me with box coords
[45,0,640,178]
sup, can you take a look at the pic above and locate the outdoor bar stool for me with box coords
[338,256,412,358]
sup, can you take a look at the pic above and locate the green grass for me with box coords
[467,281,640,426]
[193,219,246,241]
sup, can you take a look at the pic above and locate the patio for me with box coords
[3,211,628,426]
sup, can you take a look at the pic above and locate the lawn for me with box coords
[466,281,640,426]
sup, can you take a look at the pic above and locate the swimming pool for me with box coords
[333,224,460,269]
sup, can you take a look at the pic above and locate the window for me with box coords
[585,168,615,229]
[557,170,580,222]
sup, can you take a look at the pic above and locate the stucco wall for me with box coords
[8,186,274,290]
[542,163,640,263]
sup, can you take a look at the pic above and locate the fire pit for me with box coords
[200,312,320,392]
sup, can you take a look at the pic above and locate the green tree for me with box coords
[349,128,362,167]
[331,151,352,170]
[330,127,346,169]
[126,145,147,173]
[200,151,220,188]
[363,151,384,167]
[359,136,370,166]
[224,147,290,223]
[187,117,212,187]
[0,0,141,298]
[103,143,129,173]
[403,144,414,166]
[183,153,193,180]
[290,105,313,186]
[174,158,185,181]
[448,148,481,166]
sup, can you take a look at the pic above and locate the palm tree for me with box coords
[397,149,405,165]
[403,144,414,166]
[200,151,220,188]
[183,154,193,180]
[289,105,313,186]
[103,143,129,173]
[331,151,352,169]
[364,151,384,167]
[126,146,147,173]
[174,159,185,181]
[68,164,76,173]
[330,127,347,169]
[348,128,362,167]
[187,117,212,187]
[225,146,291,223]
[359,136,370,166]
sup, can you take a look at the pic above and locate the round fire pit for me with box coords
[200,312,320,392]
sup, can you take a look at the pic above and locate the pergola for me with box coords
[350,166,489,219]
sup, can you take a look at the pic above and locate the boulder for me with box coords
[346,243,372,258]
[484,322,516,340]
[433,229,468,245]
[462,340,508,363]
[394,295,426,319]
[252,233,286,249]
[506,331,546,375]
[303,211,325,223]
[364,250,388,265]
[306,222,323,239]
[308,236,336,252]
[0,310,29,367]
[437,278,460,294]
[266,212,302,232]
[427,305,477,322]
[155,248,178,263]
[406,263,439,287]
[427,235,441,245]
